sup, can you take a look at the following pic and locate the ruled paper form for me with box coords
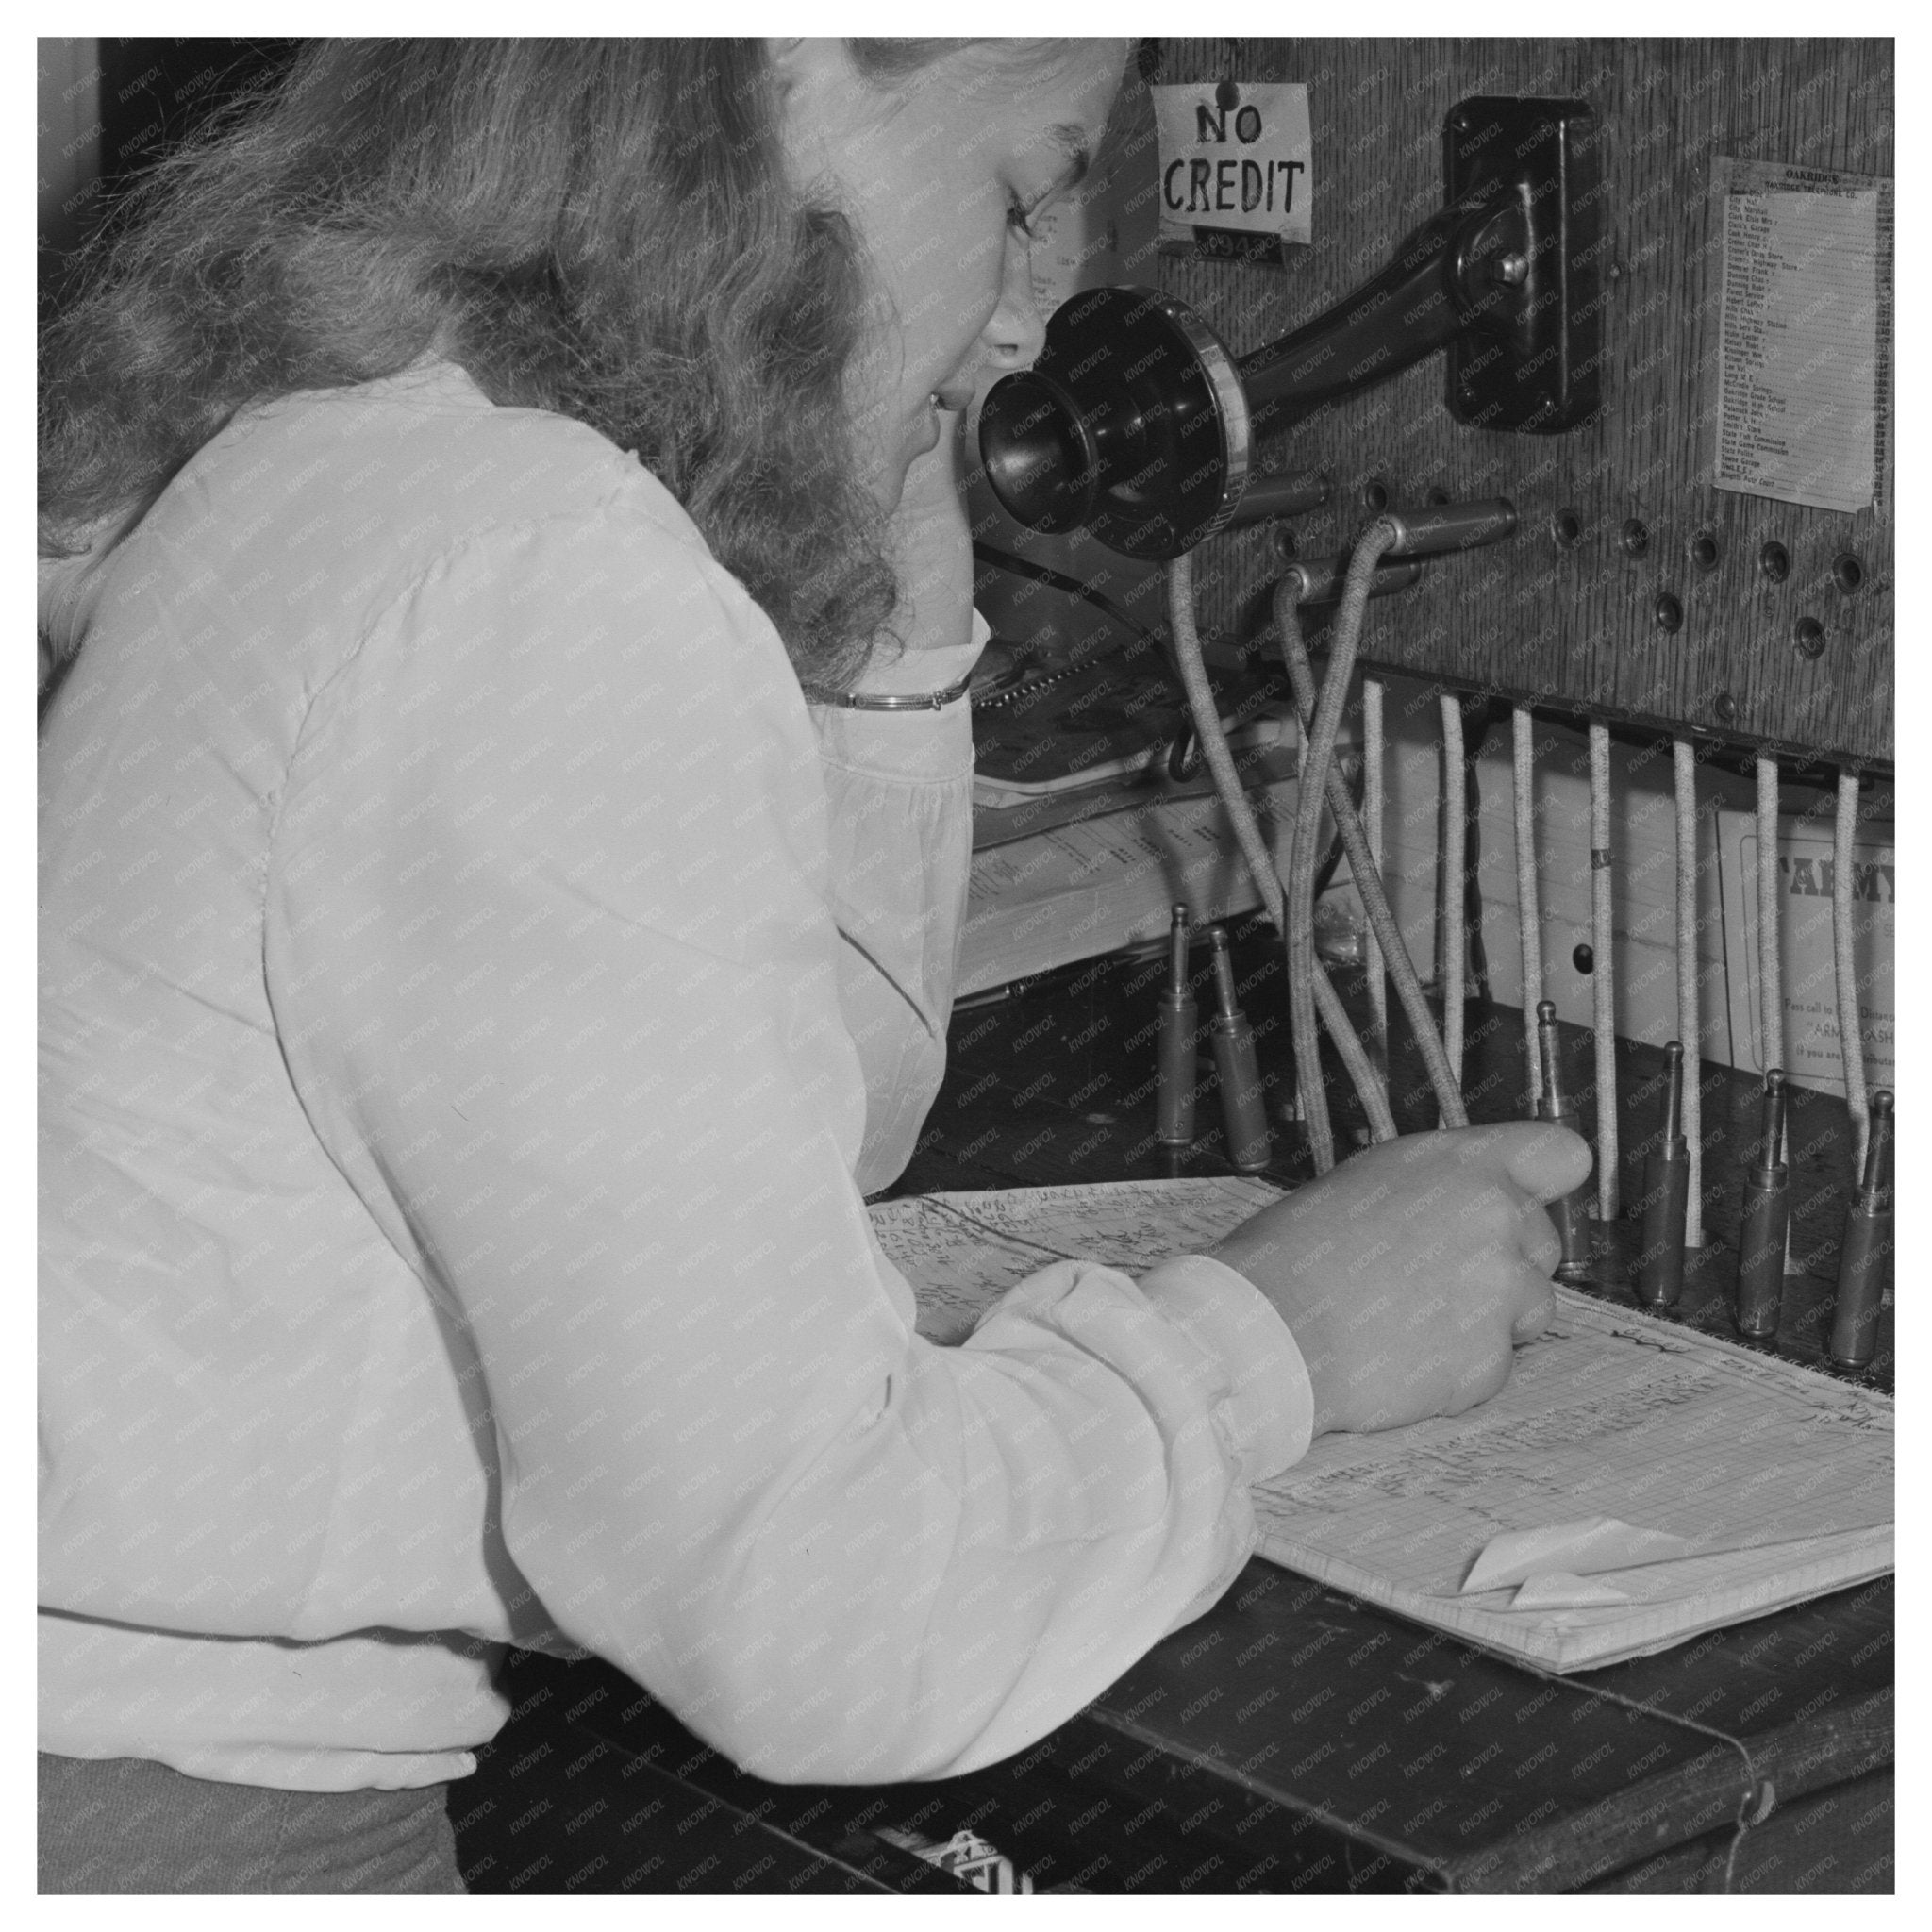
[873,1179,1894,1671]
[873,1176,1277,1344]
[1252,1290,1891,1670]
[1714,158,1888,513]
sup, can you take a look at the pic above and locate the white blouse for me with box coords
[39,361,1311,1792]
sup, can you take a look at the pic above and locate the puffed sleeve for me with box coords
[264,488,1311,1783]
[811,610,986,1194]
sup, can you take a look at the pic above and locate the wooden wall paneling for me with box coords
[1152,38,1892,765]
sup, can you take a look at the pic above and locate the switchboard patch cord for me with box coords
[1161,518,1889,1291]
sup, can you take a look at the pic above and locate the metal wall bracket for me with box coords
[1444,95,1606,433]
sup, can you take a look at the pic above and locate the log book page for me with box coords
[873,1179,1893,1671]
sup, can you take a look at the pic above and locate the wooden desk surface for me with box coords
[456,932,1892,1893]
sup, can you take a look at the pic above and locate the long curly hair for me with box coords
[39,39,978,691]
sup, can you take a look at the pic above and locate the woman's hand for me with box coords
[887,408,974,656]
[1207,1122,1591,1438]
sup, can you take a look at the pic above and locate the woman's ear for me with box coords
[765,37,843,99]
[765,39,858,187]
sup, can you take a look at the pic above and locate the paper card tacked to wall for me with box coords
[1716,809,1894,1097]
[1154,83,1311,254]
[1713,158,1890,513]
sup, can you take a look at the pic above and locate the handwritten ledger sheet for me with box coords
[872,1178,1893,1672]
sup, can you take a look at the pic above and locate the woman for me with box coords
[40,39,1584,1892]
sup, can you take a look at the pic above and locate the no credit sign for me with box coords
[1154,82,1312,248]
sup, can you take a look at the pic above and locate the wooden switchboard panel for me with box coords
[1151,38,1893,767]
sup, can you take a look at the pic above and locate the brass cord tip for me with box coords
[1207,926,1239,1018]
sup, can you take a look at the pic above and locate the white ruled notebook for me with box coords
[872,1178,1894,1674]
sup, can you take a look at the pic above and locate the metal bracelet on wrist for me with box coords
[803,669,975,712]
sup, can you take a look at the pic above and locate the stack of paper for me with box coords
[872,1178,1894,1674]
[1251,1291,1892,1670]
[958,779,1298,996]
